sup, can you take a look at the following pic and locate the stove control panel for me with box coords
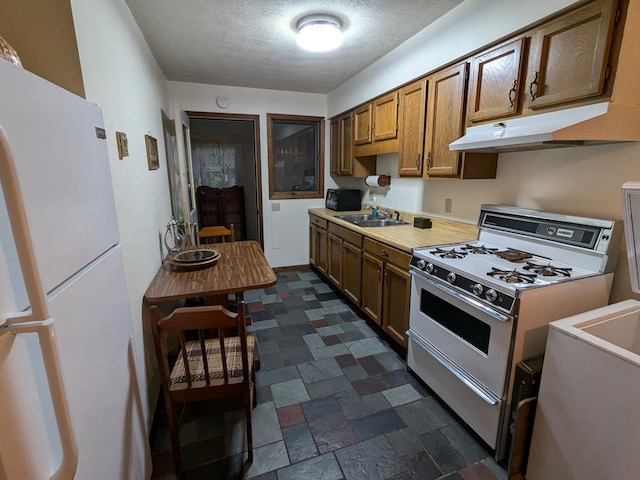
[410,256,516,313]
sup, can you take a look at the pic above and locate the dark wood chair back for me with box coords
[196,185,246,241]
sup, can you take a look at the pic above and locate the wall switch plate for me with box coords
[445,198,452,213]
[271,203,280,212]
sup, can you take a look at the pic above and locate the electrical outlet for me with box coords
[445,198,452,213]
[271,203,280,212]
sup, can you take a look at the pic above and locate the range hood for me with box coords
[450,101,640,153]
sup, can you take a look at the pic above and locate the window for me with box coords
[267,113,324,199]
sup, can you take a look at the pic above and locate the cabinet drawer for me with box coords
[310,214,328,230]
[363,238,411,269]
[329,222,362,247]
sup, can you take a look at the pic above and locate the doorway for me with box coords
[186,112,263,247]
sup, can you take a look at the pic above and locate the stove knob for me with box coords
[416,259,427,270]
[446,272,456,284]
[426,263,434,274]
[472,283,484,296]
[485,289,498,302]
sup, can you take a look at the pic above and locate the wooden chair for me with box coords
[196,223,235,244]
[150,304,256,474]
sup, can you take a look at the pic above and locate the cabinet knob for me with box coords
[529,71,539,102]
[426,152,432,169]
[380,249,389,257]
[416,153,421,169]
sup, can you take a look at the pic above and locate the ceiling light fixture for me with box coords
[296,14,343,52]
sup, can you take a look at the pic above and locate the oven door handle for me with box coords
[407,329,500,406]
[412,271,512,323]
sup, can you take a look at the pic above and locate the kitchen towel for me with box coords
[365,175,390,187]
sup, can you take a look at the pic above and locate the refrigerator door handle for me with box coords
[0,128,78,480]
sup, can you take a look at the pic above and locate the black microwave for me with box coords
[325,189,361,211]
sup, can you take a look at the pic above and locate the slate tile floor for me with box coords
[150,270,508,480]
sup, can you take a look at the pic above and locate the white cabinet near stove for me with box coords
[527,300,640,480]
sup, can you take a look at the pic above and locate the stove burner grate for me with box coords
[487,268,537,284]
[461,244,499,255]
[523,261,572,277]
[430,247,467,259]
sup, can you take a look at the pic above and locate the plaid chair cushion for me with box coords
[170,334,256,385]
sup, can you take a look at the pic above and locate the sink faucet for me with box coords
[394,210,401,221]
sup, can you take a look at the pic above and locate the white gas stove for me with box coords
[406,204,622,462]
[410,205,620,315]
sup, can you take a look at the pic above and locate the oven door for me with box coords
[407,271,515,449]
[408,271,514,398]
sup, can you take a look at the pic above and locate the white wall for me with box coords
[168,82,336,268]
[327,0,640,304]
[70,0,172,431]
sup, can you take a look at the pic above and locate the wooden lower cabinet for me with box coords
[309,216,410,348]
[309,214,328,275]
[326,223,363,305]
[342,241,362,305]
[361,252,384,324]
[382,262,411,348]
[327,232,342,286]
[362,238,411,348]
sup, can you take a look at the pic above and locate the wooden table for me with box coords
[144,240,277,304]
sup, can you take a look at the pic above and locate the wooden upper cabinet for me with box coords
[339,112,354,175]
[353,91,399,147]
[372,91,399,142]
[330,109,376,178]
[354,103,373,145]
[424,63,468,177]
[525,0,618,110]
[467,37,526,123]
[329,118,340,174]
[330,112,356,175]
[398,79,427,176]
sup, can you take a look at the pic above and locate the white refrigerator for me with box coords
[0,60,150,478]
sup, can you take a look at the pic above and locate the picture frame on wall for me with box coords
[145,134,159,170]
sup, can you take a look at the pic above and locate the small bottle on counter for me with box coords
[371,197,378,217]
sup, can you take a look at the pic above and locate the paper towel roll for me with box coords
[365,175,390,187]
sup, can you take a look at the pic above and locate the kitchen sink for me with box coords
[334,214,377,222]
[335,214,408,227]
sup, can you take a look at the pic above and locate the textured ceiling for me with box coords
[124,0,464,94]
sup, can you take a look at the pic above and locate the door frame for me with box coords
[185,111,264,249]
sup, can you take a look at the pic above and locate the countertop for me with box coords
[309,208,479,253]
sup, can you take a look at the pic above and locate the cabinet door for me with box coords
[341,241,362,305]
[382,263,411,348]
[398,79,427,176]
[354,103,373,145]
[339,112,354,175]
[525,0,617,110]
[361,252,383,325]
[467,37,526,122]
[316,227,328,274]
[424,62,468,177]
[327,233,342,287]
[372,91,399,142]
[309,224,318,266]
[329,118,340,175]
